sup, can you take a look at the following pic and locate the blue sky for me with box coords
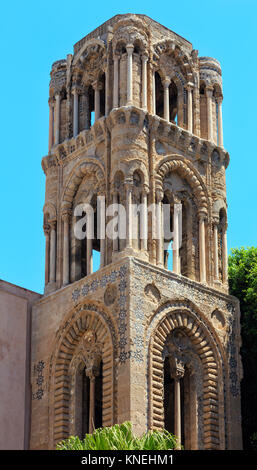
[0,0,256,293]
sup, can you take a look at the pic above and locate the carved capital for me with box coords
[169,355,185,380]
[48,218,57,231]
[162,77,171,88]
[61,210,71,223]
[206,85,214,98]
[43,224,50,236]
[155,188,164,203]
[198,208,208,221]
[126,44,134,55]
[186,82,194,92]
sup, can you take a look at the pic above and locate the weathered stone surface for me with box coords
[10,13,242,450]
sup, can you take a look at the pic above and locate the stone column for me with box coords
[93,81,101,121]
[85,87,90,130]
[48,99,54,152]
[156,190,163,267]
[141,188,148,252]
[49,219,56,283]
[105,69,109,116]
[213,217,219,282]
[126,44,134,106]
[54,92,61,145]
[126,183,133,249]
[170,359,185,449]
[87,211,93,275]
[177,90,184,128]
[174,377,182,445]
[62,211,70,286]
[217,96,223,147]
[198,210,207,284]
[87,370,96,434]
[99,196,106,268]
[113,192,119,252]
[206,86,213,142]
[173,202,182,275]
[163,78,171,121]
[44,224,50,285]
[72,88,79,137]
[141,53,148,110]
[113,53,119,108]
[152,69,156,115]
[186,83,194,134]
[222,223,228,283]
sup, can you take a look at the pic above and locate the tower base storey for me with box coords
[30,256,242,450]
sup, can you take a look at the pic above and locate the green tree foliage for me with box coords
[228,247,257,449]
[56,421,178,450]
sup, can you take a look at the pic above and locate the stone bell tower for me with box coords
[30,14,242,450]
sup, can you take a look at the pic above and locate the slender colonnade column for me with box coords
[112,192,119,252]
[54,92,61,145]
[99,195,106,268]
[173,202,182,275]
[49,219,56,283]
[93,81,101,121]
[44,224,50,285]
[87,370,96,434]
[62,211,70,286]
[222,222,228,283]
[141,53,148,110]
[186,83,194,133]
[213,217,219,282]
[72,88,79,137]
[141,188,148,251]
[86,210,93,275]
[156,190,163,266]
[152,69,156,115]
[48,99,54,151]
[217,96,223,147]
[126,44,134,106]
[113,53,119,108]
[198,210,207,283]
[163,78,171,121]
[84,87,90,130]
[206,86,213,142]
[126,183,133,250]
[170,359,185,449]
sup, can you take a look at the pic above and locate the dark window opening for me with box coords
[99,73,105,117]
[164,357,174,433]
[95,361,103,429]
[82,371,90,436]
[155,72,164,118]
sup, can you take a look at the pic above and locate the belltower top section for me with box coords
[43,13,229,296]
[48,13,224,150]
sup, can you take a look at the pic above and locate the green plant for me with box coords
[56,421,178,450]
[228,247,257,449]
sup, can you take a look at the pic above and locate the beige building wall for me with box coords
[0,281,40,449]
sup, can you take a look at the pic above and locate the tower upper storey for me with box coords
[48,14,224,150]
[43,14,229,297]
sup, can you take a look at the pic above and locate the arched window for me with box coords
[77,360,103,438]
[163,329,203,449]
[169,80,178,124]
[99,73,106,118]
[155,71,164,118]
[91,194,101,273]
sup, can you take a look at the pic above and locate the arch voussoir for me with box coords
[148,303,224,450]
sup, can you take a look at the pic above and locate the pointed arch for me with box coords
[147,299,226,450]
[48,301,117,447]
[61,158,106,211]
[155,155,208,211]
